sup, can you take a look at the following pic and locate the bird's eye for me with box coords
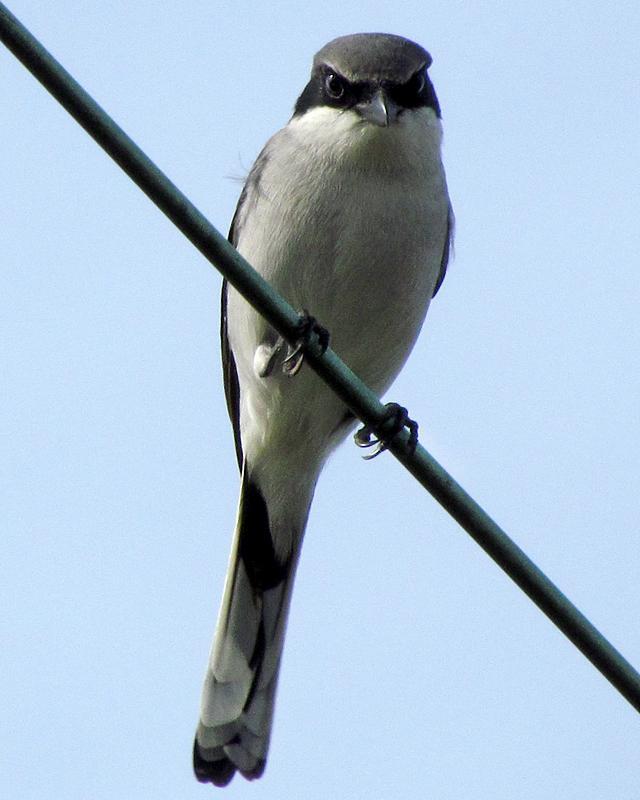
[407,71,426,96]
[325,72,346,99]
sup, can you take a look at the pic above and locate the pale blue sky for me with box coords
[2,2,639,798]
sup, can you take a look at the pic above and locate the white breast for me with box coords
[227,104,450,470]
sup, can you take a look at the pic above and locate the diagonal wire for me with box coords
[2,2,639,713]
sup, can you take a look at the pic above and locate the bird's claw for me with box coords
[354,403,419,459]
[282,310,330,376]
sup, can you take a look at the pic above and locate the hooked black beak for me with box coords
[356,89,400,127]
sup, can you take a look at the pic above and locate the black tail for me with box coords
[194,466,305,784]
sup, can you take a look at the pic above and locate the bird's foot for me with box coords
[354,403,419,459]
[282,310,330,376]
[254,340,283,378]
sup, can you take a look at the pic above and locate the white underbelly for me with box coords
[226,110,449,471]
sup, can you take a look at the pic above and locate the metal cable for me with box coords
[2,1,639,713]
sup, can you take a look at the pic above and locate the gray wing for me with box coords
[432,204,454,298]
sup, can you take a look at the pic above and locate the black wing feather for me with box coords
[220,278,243,470]
[432,205,454,298]
[220,152,270,470]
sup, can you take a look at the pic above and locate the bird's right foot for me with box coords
[282,311,330,376]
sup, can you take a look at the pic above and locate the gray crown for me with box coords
[313,33,431,83]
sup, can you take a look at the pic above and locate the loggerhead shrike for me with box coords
[193,32,453,785]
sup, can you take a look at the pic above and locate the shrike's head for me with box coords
[294,33,440,128]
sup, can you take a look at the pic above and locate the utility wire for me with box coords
[2,2,639,713]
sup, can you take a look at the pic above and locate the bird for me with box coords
[193,32,453,786]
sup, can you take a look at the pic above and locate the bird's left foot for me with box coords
[354,403,419,459]
[282,310,330,376]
